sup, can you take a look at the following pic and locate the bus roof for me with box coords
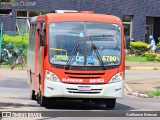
[34,13,122,25]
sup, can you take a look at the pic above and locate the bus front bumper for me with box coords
[44,79,124,99]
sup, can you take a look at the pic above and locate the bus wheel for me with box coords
[29,80,36,100]
[38,91,48,107]
[105,98,116,109]
[29,87,36,100]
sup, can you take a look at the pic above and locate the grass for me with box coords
[0,64,26,69]
[148,90,160,97]
[125,56,148,62]
[0,65,12,68]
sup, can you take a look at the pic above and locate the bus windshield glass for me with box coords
[49,22,121,67]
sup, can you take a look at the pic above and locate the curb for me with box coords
[124,82,149,98]
[125,66,160,70]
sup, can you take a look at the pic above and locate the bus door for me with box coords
[35,22,45,91]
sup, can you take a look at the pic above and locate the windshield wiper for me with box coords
[91,44,105,70]
[64,40,80,70]
[90,35,105,70]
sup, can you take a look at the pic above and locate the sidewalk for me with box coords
[125,78,160,93]
[125,62,160,97]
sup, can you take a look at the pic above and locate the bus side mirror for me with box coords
[40,29,46,46]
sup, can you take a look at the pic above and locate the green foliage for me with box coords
[130,41,149,48]
[157,37,160,49]
[156,42,160,49]
[155,55,160,62]
[144,52,157,61]
[2,34,29,51]
[125,56,148,62]
[126,53,160,62]
[148,90,160,97]
[130,41,149,56]
[2,34,29,65]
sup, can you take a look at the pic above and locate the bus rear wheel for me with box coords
[29,88,36,100]
[105,98,116,109]
[29,80,36,100]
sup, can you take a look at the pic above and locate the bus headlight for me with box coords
[109,72,124,83]
[45,70,60,82]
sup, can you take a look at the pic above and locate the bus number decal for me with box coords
[102,56,117,62]
[90,79,104,83]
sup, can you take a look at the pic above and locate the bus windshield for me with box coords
[49,22,121,67]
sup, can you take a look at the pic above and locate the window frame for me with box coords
[29,23,37,51]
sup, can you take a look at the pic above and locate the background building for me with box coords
[0,0,160,44]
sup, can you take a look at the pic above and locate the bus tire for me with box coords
[29,73,36,100]
[39,91,48,107]
[29,87,36,100]
[105,98,116,109]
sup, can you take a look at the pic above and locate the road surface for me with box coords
[0,69,160,119]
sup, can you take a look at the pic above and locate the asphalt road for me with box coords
[0,69,160,119]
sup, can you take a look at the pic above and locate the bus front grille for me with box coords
[64,71,105,79]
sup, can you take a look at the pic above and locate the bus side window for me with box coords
[29,23,37,51]
[29,24,33,51]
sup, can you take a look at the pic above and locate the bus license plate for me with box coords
[78,86,91,91]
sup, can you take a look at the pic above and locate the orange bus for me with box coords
[27,10,125,109]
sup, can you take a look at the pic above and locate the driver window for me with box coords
[40,22,46,42]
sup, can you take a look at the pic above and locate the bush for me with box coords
[157,43,160,50]
[156,37,160,50]
[156,41,160,50]
[155,54,160,62]
[155,57,160,62]
[2,34,29,64]
[2,34,29,52]
[144,52,157,61]
[148,90,160,97]
[130,41,149,56]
